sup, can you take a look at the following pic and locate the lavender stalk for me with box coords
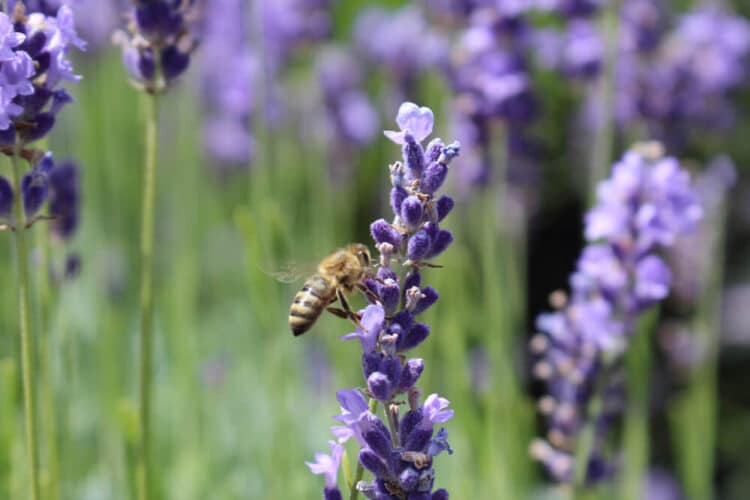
[0,6,85,499]
[8,145,39,500]
[531,143,702,491]
[114,3,198,498]
[307,102,459,499]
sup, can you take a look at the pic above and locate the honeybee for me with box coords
[289,243,375,336]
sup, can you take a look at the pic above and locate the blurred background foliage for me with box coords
[1,0,749,499]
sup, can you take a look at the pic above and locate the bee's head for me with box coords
[350,243,372,269]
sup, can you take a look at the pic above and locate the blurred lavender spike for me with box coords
[531,143,702,485]
[199,0,257,172]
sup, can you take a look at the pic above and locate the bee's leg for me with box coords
[328,289,364,329]
[326,307,350,320]
[357,283,381,304]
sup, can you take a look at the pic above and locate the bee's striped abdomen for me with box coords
[289,274,334,336]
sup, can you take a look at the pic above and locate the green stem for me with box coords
[587,0,621,203]
[136,88,160,500]
[10,146,41,500]
[37,224,59,500]
[349,398,378,500]
[573,394,603,493]
[621,311,656,500]
[670,198,727,500]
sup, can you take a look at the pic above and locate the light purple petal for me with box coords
[422,393,454,424]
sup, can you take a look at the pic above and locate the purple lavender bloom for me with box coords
[531,144,701,484]
[114,0,197,91]
[306,440,344,500]
[0,5,84,142]
[198,0,256,171]
[0,175,13,217]
[47,159,79,240]
[544,0,604,19]
[354,6,447,103]
[316,46,379,148]
[534,20,603,79]
[340,304,384,354]
[309,103,459,498]
[384,102,435,146]
[258,0,332,68]
[669,156,736,305]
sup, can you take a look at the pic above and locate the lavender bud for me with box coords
[412,287,438,315]
[371,219,402,247]
[401,195,424,229]
[407,230,431,261]
[161,45,190,81]
[324,486,343,500]
[362,352,382,379]
[391,186,408,216]
[421,162,448,195]
[383,354,402,381]
[368,372,393,402]
[404,426,433,453]
[422,221,439,240]
[432,490,449,500]
[404,133,426,181]
[399,323,430,352]
[21,114,56,143]
[425,138,445,162]
[435,196,454,222]
[404,270,421,290]
[400,468,420,490]
[399,409,423,447]
[361,413,393,459]
[0,177,13,217]
[397,358,424,393]
[427,230,453,258]
[379,278,400,315]
[359,449,391,479]
[22,169,49,217]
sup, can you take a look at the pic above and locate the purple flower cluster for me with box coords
[307,103,459,499]
[0,151,79,235]
[316,46,379,148]
[354,6,447,103]
[536,1,750,145]
[114,0,197,91]
[530,144,702,484]
[200,0,256,170]
[259,0,332,68]
[446,5,538,191]
[0,4,82,242]
[0,4,84,144]
[639,6,750,137]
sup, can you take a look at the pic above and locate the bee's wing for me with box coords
[261,262,318,284]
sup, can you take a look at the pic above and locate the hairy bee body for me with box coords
[289,244,372,336]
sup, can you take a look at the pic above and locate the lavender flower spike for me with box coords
[531,143,702,485]
[309,103,459,499]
